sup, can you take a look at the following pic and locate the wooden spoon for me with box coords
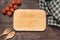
[4,31,15,40]
[0,28,11,37]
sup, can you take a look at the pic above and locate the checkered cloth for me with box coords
[39,0,60,27]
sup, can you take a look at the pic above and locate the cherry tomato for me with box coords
[2,9,7,15]
[8,3,13,8]
[11,0,16,5]
[14,5,18,10]
[16,0,21,5]
[10,8,15,12]
[6,6,10,11]
[7,11,12,17]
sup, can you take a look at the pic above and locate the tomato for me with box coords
[10,8,14,12]
[2,9,7,15]
[7,11,12,17]
[6,7,10,11]
[8,3,13,8]
[16,0,21,5]
[14,5,18,10]
[11,0,16,5]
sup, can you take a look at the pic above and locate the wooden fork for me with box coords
[4,31,15,40]
[0,28,12,37]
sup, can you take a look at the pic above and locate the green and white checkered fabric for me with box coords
[39,0,60,27]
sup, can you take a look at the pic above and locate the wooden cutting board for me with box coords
[13,9,46,31]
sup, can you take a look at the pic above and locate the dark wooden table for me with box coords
[0,0,60,40]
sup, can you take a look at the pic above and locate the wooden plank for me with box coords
[13,9,46,31]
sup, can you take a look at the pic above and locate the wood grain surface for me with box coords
[14,9,46,31]
[0,0,60,40]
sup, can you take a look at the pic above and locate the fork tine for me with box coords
[6,28,11,31]
[6,28,12,33]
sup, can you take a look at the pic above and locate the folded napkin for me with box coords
[39,0,60,27]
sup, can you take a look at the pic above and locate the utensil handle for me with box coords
[4,38,7,40]
[0,34,3,37]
